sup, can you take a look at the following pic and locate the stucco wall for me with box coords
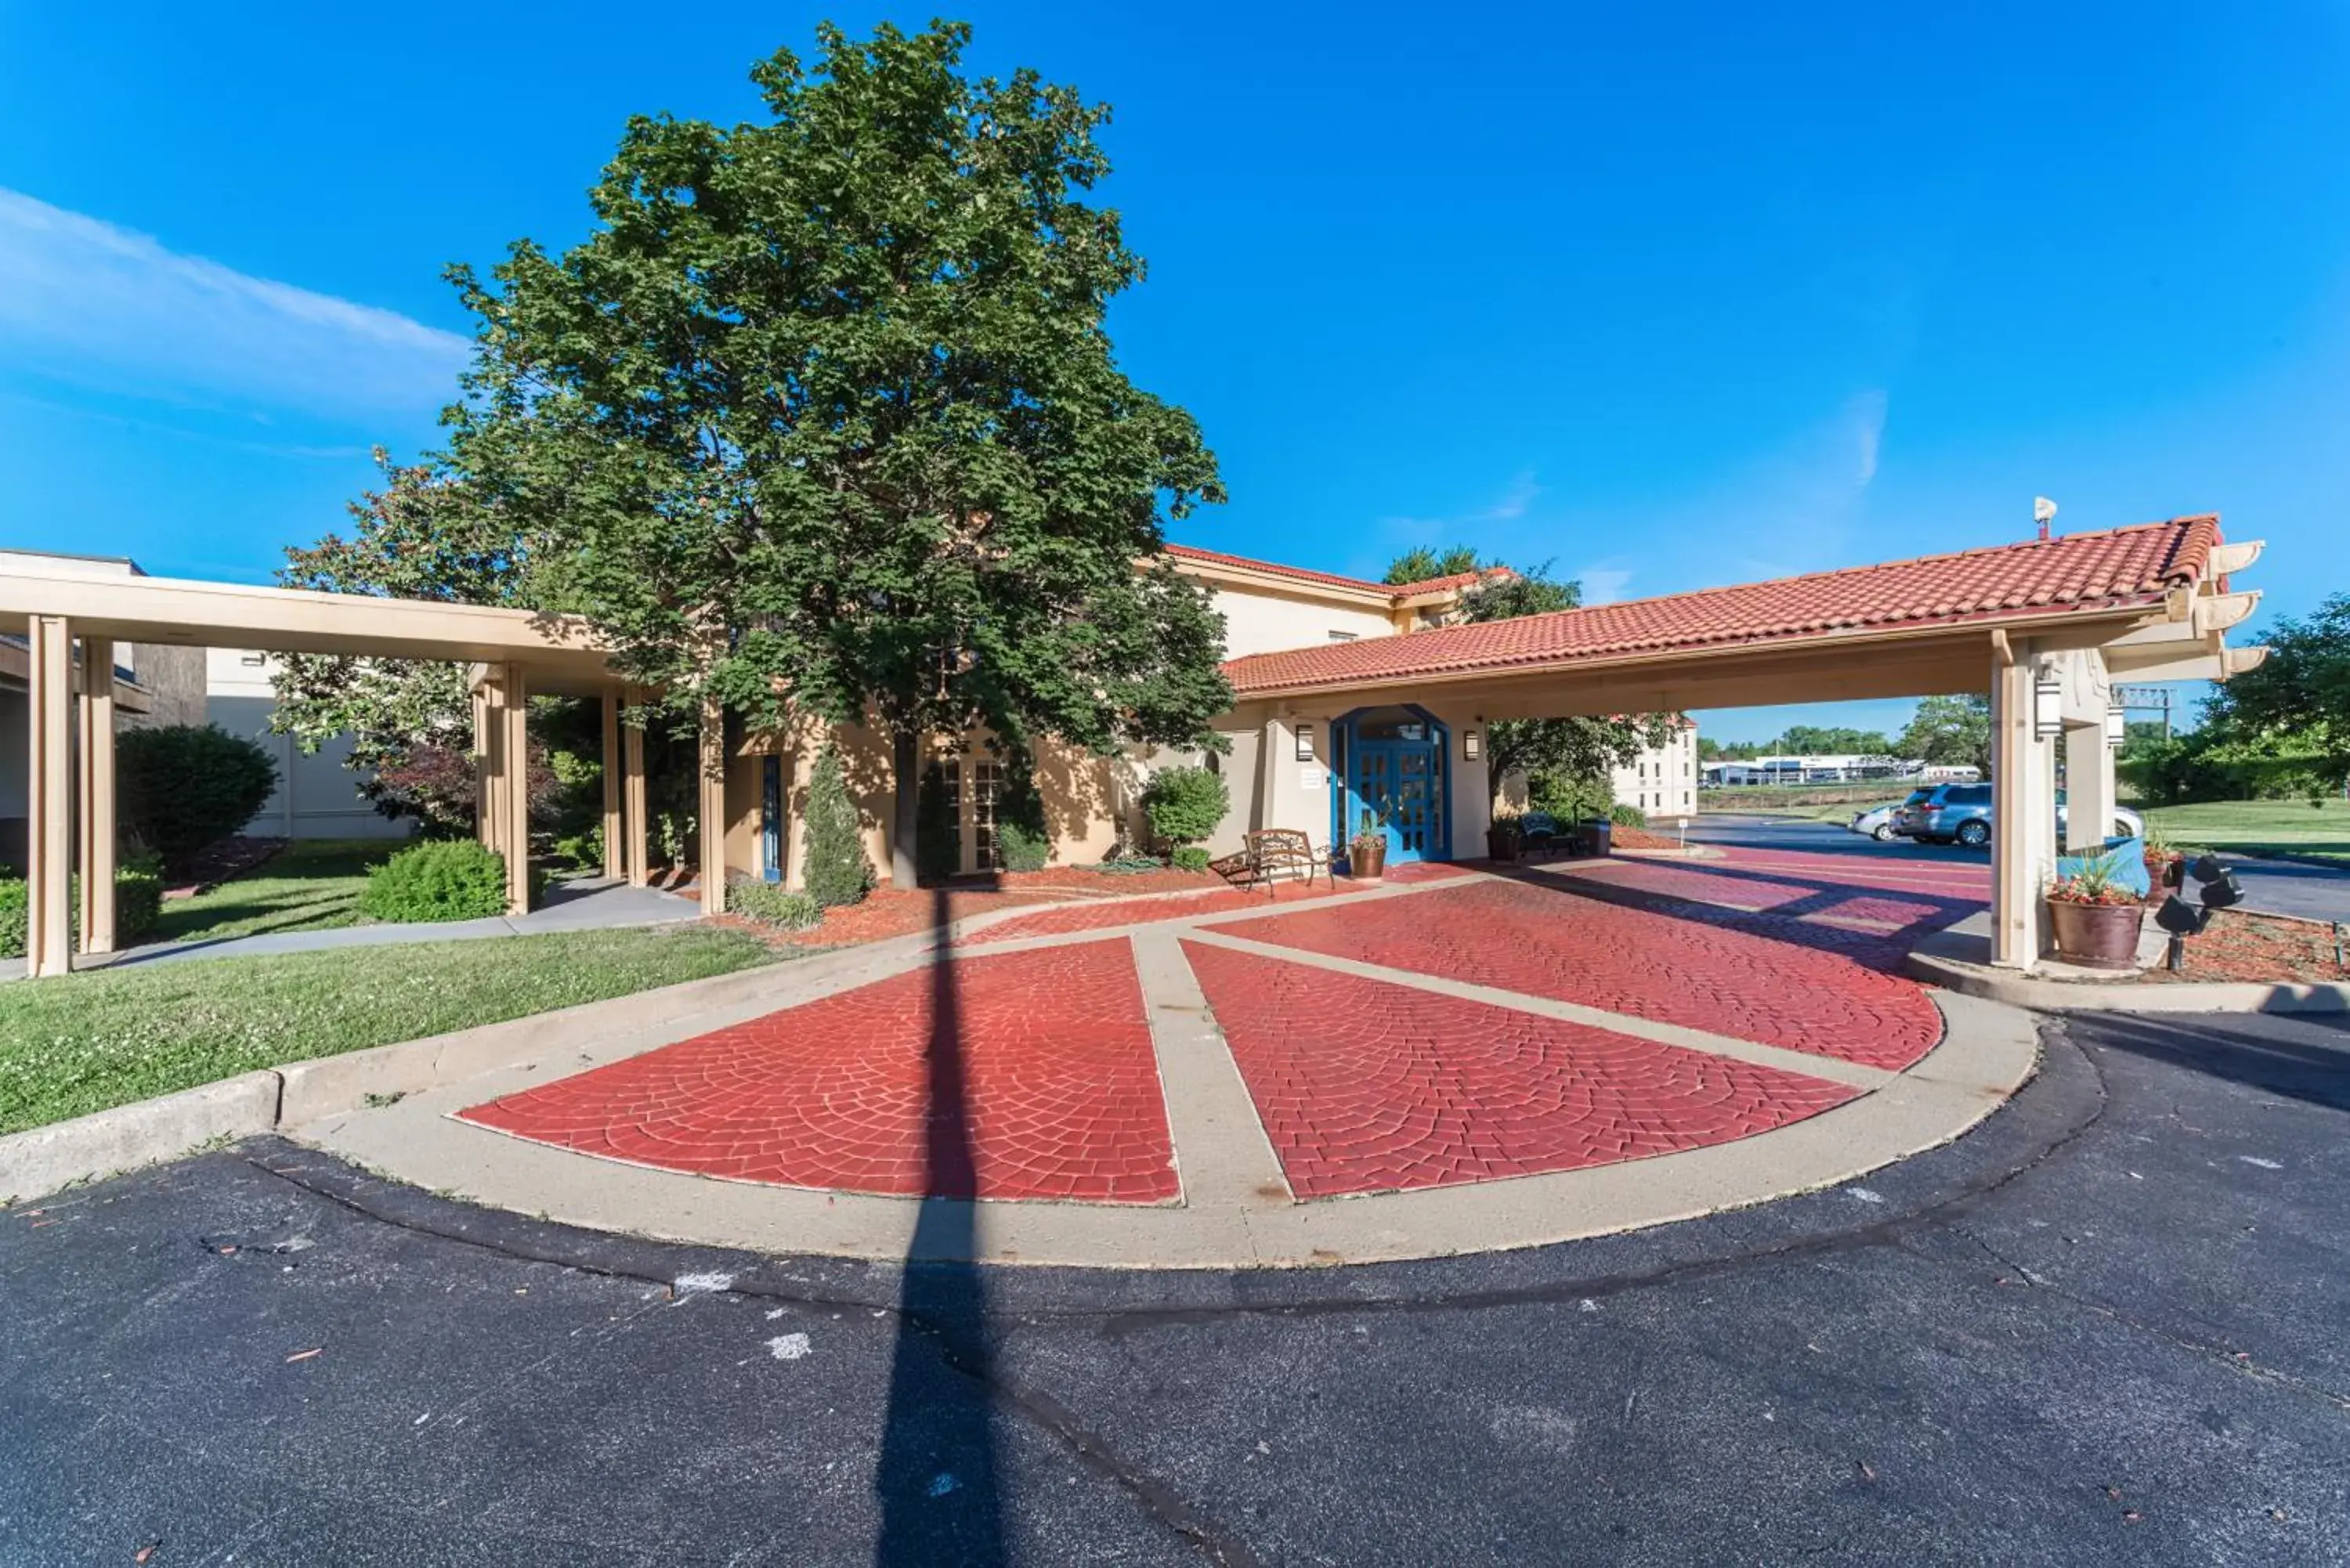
[206,650,410,840]
[1209,584,1396,658]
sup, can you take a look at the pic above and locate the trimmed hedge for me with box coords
[0,861,164,959]
[804,748,875,908]
[1170,845,1213,872]
[1607,803,1649,828]
[118,724,279,871]
[727,880,822,931]
[357,840,509,923]
[1143,765,1230,849]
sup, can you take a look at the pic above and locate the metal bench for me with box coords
[1209,828,1336,897]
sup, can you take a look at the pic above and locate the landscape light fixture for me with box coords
[2033,667,2065,740]
[2154,854,2248,967]
[1294,722,1314,761]
[1463,728,1481,761]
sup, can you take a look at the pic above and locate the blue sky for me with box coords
[4,4,2345,743]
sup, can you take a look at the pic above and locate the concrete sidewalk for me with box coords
[2,876,703,981]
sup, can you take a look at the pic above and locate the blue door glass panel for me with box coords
[1341,717,1448,863]
[760,756,783,883]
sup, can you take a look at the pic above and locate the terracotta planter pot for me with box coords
[2048,898,2145,970]
[1484,827,1521,862]
[1349,836,1388,881]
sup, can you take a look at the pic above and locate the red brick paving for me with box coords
[1184,941,1858,1198]
[1219,878,1944,1070]
[1549,858,1975,931]
[960,879,1369,945]
[457,940,1178,1203]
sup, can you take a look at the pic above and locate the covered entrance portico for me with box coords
[1330,704,1452,864]
[0,566,725,978]
[1220,517,2265,973]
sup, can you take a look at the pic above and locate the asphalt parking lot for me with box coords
[5,1004,2346,1566]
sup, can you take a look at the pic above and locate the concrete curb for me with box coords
[1905,948,2350,1014]
[1,1072,283,1205]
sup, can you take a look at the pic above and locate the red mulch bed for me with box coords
[163,836,288,899]
[718,865,1227,950]
[2142,910,2350,985]
[1608,826,1686,851]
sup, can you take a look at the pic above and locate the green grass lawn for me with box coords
[2139,800,2350,865]
[0,925,779,1136]
[146,838,405,945]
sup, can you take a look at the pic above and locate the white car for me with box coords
[1848,804,1902,841]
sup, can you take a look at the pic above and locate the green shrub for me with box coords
[726,880,822,930]
[915,761,960,883]
[1142,765,1230,849]
[1170,845,1212,872]
[0,860,167,959]
[1607,803,1648,828]
[357,840,509,923]
[804,747,874,907]
[118,724,280,872]
[993,757,1052,872]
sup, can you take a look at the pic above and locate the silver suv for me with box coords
[1892,783,2144,847]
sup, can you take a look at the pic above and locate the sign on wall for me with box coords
[1299,765,1327,790]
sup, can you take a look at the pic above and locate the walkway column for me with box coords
[498,663,530,916]
[698,693,726,917]
[75,635,118,955]
[24,615,73,978]
[623,685,650,887]
[473,681,498,857]
[2063,723,2119,853]
[600,688,624,882]
[1990,643,2059,968]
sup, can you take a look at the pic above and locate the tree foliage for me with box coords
[270,450,553,776]
[1385,555,1674,789]
[1896,695,1994,776]
[446,21,1234,885]
[1383,544,1481,584]
[2204,593,2350,778]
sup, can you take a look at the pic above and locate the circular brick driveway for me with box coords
[309,851,2034,1266]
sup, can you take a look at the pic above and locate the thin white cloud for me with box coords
[0,188,468,417]
[1576,564,1634,605]
[1379,471,1542,540]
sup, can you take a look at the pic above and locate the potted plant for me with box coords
[2046,851,2146,970]
[2138,827,2184,902]
[1349,804,1390,882]
[1485,813,1524,862]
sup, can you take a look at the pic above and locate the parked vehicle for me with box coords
[1892,783,2144,848]
[1847,804,1902,841]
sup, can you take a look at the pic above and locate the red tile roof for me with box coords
[1223,517,2221,696]
[1162,544,1510,604]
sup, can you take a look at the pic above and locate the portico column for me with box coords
[600,688,624,882]
[1990,644,2059,968]
[498,663,530,916]
[472,681,497,856]
[75,635,118,955]
[24,615,74,977]
[623,685,650,887]
[698,692,727,917]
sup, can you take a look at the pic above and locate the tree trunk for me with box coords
[891,724,921,891]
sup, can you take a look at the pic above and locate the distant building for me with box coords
[205,649,411,841]
[1611,717,1699,818]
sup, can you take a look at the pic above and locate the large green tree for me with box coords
[1896,694,1994,775]
[447,22,1232,885]
[1384,553,1675,791]
[2207,594,2350,774]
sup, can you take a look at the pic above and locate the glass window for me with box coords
[973,759,1003,871]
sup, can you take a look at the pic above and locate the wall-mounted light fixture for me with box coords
[1463,728,1481,761]
[2105,704,2127,748]
[1294,721,1314,761]
[2033,667,2065,740]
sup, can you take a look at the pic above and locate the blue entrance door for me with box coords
[1346,731,1448,862]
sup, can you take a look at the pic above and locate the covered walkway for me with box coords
[5,513,2267,977]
